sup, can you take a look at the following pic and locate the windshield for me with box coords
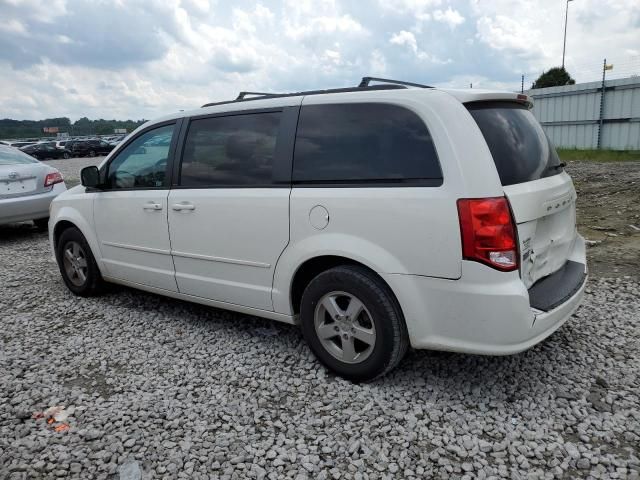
[0,145,38,165]
[467,102,563,186]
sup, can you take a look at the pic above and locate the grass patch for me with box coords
[558,149,640,162]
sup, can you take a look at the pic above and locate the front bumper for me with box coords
[0,183,67,225]
[384,234,587,355]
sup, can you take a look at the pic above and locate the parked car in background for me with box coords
[0,144,66,230]
[107,137,124,147]
[49,77,587,381]
[20,143,71,160]
[10,141,37,149]
[66,139,115,157]
[55,140,70,149]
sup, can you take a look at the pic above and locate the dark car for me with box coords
[66,139,115,157]
[20,143,71,160]
[10,141,37,149]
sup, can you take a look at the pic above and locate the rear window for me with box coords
[292,103,442,185]
[467,102,563,186]
[0,145,38,165]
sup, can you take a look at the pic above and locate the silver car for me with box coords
[0,145,66,230]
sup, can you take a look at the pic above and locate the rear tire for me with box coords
[56,227,104,296]
[34,217,49,231]
[88,150,96,157]
[300,265,409,382]
[63,152,70,159]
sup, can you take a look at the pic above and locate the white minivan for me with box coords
[49,78,587,381]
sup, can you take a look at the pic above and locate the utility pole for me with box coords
[521,74,524,93]
[562,0,573,69]
[597,58,612,150]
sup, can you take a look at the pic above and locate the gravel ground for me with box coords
[566,161,640,279]
[1,159,639,480]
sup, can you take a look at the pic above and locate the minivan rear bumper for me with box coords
[383,234,587,355]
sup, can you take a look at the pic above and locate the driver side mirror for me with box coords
[81,165,101,189]
[134,146,146,155]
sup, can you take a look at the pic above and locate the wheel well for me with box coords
[290,256,398,315]
[53,220,77,249]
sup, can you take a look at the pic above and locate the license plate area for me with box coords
[0,178,37,196]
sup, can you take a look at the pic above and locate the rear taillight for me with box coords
[44,171,64,187]
[457,197,519,272]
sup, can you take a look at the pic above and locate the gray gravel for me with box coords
[1,158,639,479]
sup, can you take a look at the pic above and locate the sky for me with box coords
[0,0,639,121]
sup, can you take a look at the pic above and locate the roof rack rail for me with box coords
[358,76,432,89]
[235,91,278,100]
[201,77,430,108]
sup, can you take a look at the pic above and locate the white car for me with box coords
[49,77,587,381]
[1,145,66,229]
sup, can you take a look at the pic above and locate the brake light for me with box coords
[457,197,519,272]
[44,171,64,187]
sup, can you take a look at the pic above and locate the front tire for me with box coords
[56,227,104,296]
[63,152,70,159]
[300,265,409,382]
[88,150,96,157]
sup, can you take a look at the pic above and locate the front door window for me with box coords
[106,124,174,189]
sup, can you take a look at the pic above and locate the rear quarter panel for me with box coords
[272,89,505,315]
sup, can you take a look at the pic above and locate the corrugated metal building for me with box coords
[526,76,640,150]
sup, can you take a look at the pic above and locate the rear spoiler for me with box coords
[440,89,534,109]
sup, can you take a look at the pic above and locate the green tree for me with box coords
[531,67,576,89]
[0,117,146,140]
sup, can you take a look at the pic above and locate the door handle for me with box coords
[172,202,195,212]
[143,202,163,211]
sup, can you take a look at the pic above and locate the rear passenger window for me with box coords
[292,103,442,184]
[180,112,281,187]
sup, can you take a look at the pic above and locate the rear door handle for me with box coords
[143,202,163,211]
[172,202,196,212]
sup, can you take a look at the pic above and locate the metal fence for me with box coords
[526,76,640,150]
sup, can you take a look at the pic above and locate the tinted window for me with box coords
[180,112,281,187]
[467,102,563,186]
[292,103,442,184]
[107,124,174,189]
[0,145,38,165]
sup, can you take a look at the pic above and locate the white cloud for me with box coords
[0,0,637,121]
[379,0,441,15]
[433,7,464,29]
[285,15,367,40]
[0,19,27,35]
[476,15,544,57]
[1,0,68,22]
[369,50,387,75]
[390,31,420,52]
[390,30,450,64]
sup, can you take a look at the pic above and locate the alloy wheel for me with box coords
[313,291,376,364]
[62,241,88,287]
